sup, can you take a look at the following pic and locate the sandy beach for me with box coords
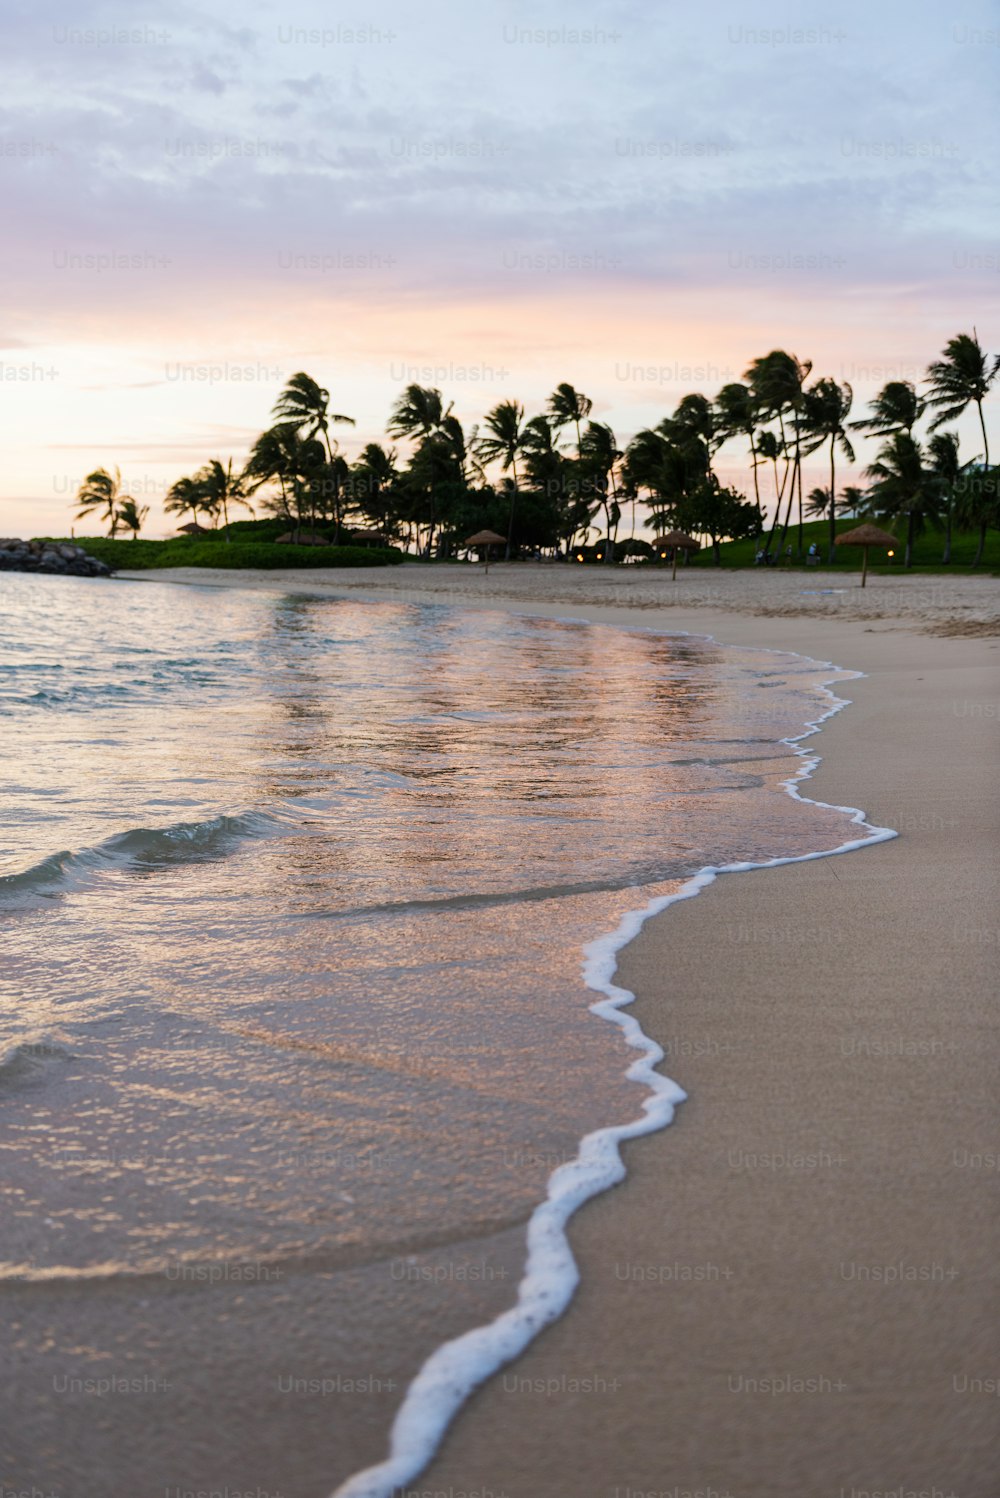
[49,566,1000,1495]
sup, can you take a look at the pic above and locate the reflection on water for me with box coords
[0,574,860,1492]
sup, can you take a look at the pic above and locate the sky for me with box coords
[1,0,998,537]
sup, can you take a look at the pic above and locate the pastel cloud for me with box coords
[0,0,997,535]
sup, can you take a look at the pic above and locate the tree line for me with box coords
[74,331,998,566]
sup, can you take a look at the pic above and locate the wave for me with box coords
[330,652,897,1498]
[0,811,278,905]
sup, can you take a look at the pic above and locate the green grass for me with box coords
[41,536,405,570]
[682,519,1000,573]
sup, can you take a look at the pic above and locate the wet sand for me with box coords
[61,569,1000,1493]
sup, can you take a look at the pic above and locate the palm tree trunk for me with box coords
[775,450,797,560]
[749,431,763,519]
[504,459,518,561]
[765,455,789,559]
[905,509,915,568]
[942,504,952,564]
[794,418,804,557]
[972,519,987,568]
[827,437,837,564]
[973,398,991,567]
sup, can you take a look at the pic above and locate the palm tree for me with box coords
[806,485,860,519]
[272,373,354,459]
[164,475,206,531]
[805,486,834,519]
[272,373,355,537]
[745,350,812,557]
[579,421,623,561]
[546,383,593,462]
[865,432,938,568]
[116,496,149,539]
[927,431,961,565]
[839,485,867,518]
[715,382,764,519]
[753,428,789,559]
[243,425,324,533]
[74,466,132,538]
[474,399,530,559]
[387,385,457,554]
[666,394,721,479]
[925,332,999,565]
[194,458,254,539]
[351,443,399,536]
[850,379,925,439]
[803,377,855,562]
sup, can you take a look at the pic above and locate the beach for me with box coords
[5,564,997,1498]
[105,563,999,1497]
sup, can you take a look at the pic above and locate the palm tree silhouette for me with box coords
[715,382,764,519]
[805,486,833,519]
[475,399,530,559]
[546,383,593,463]
[750,429,788,559]
[116,496,149,539]
[351,443,399,537]
[839,485,867,518]
[165,475,206,531]
[927,430,962,564]
[745,350,812,558]
[387,384,457,554]
[243,425,324,533]
[194,459,255,539]
[865,432,937,568]
[272,373,355,538]
[579,420,624,561]
[850,379,925,439]
[74,466,133,538]
[804,378,855,562]
[925,332,999,565]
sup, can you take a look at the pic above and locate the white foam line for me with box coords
[330,651,897,1498]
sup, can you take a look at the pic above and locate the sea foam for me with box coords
[330,650,896,1498]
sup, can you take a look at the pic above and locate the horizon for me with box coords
[2,0,998,537]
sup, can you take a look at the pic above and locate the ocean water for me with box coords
[0,573,888,1497]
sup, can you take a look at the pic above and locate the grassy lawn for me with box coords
[683,519,1000,573]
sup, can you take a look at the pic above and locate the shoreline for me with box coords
[116,564,999,1497]
[331,642,900,1498]
[27,567,1000,1495]
[113,560,1000,636]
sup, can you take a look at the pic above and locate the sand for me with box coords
[75,569,1000,1493]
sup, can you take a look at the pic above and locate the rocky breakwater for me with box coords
[0,539,114,577]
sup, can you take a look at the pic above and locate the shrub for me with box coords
[47,537,404,570]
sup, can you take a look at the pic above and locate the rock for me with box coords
[0,539,114,578]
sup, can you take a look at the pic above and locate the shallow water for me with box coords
[0,573,866,1493]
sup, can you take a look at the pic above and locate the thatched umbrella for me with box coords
[465,529,507,575]
[834,523,897,587]
[656,529,700,580]
[275,530,329,546]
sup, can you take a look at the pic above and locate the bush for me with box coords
[47,537,404,570]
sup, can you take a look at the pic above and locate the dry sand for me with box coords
[108,567,1000,1495]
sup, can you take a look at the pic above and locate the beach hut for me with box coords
[834,523,897,587]
[465,529,507,575]
[656,530,700,580]
[274,530,329,546]
[176,522,210,535]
